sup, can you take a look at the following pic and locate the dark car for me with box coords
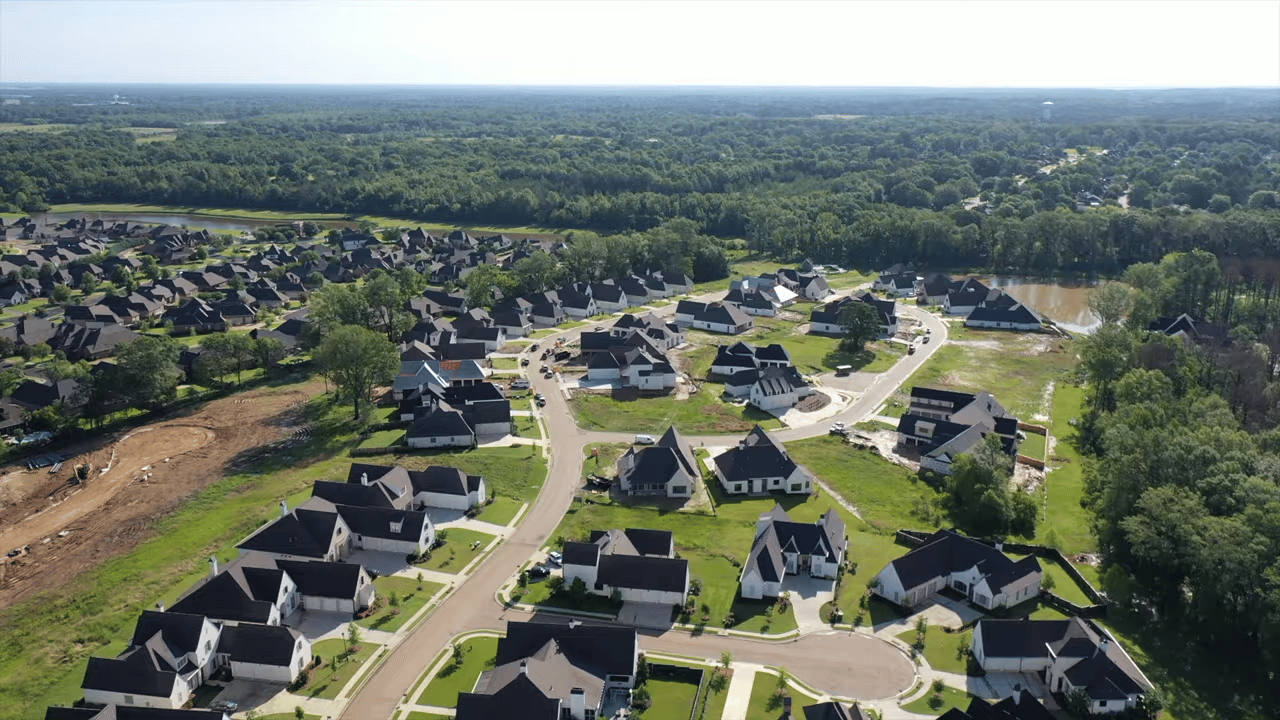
[528,565,551,579]
[521,358,531,366]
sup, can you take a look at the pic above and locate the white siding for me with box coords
[84,683,185,710]
[406,433,474,449]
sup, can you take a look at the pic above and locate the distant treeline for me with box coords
[1,86,1278,274]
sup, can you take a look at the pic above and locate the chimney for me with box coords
[209,555,219,577]
[569,687,586,720]
[994,540,1003,552]
[360,472,369,486]
[280,500,288,517]
[1098,637,1110,655]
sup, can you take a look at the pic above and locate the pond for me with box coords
[982,276,1101,335]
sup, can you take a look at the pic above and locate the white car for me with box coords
[634,435,655,445]
[547,551,563,565]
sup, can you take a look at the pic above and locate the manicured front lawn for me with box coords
[417,635,499,707]
[900,683,978,714]
[641,676,702,720]
[419,528,495,573]
[358,428,405,449]
[569,387,782,434]
[896,627,973,675]
[356,576,445,633]
[744,671,820,720]
[490,357,519,370]
[396,445,548,504]
[517,577,622,615]
[475,496,523,525]
[304,638,380,699]
[512,412,542,439]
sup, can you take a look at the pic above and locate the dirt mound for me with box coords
[0,382,318,608]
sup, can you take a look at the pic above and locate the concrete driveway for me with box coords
[286,609,356,642]
[207,679,285,715]
[782,575,836,632]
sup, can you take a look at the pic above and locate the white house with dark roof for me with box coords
[561,528,689,606]
[236,497,433,561]
[740,504,847,599]
[723,286,782,316]
[585,345,678,390]
[874,270,917,297]
[710,341,792,378]
[344,462,486,511]
[589,281,629,313]
[973,618,1152,714]
[81,611,221,710]
[457,621,638,720]
[674,300,753,334]
[713,426,813,496]
[965,303,1042,331]
[748,366,815,412]
[871,529,1042,610]
[897,387,1020,475]
[809,292,898,338]
[44,705,233,719]
[217,623,311,683]
[616,426,699,498]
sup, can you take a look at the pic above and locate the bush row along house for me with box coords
[896,386,1021,475]
[456,621,640,720]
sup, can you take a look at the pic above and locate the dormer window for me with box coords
[390,521,403,534]
[917,421,935,439]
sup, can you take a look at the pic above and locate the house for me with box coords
[734,276,799,307]
[559,287,598,319]
[723,286,781,317]
[944,278,992,315]
[801,702,874,720]
[45,706,232,720]
[896,387,1020,475]
[585,346,678,390]
[561,528,689,606]
[619,275,653,306]
[404,404,478,448]
[81,611,221,710]
[170,553,298,626]
[965,303,1043,331]
[749,366,814,412]
[973,619,1152,714]
[0,282,27,307]
[163,298,226,334]
[713,426,813,496]
[52,323,140,361]
[874,271,917,297]
[609,313,684,350]
[589,281,629,314]
[871,529,1042,610]
[0,313,56,347]
[809,292,897,338]
[794,272,831,300]
[345,462,486,511]
[934,690,1056,720]
[740,504,846,599]
[237,497,434,561]
[1147,313,1227,345]
[10,378,82,411]
[616,426,699,498]
[710,341,794,377]
[217,623,311,683]
[916,272,955,305]
[675,300,753,334]
[456,621,639,720]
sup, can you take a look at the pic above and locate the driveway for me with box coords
[286,609,359,642]
[782,575,836,633]
[618,601,674,630]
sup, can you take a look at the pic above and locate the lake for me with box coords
[983,276,1101,334]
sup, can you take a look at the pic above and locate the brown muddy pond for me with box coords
[982,276,1101,334]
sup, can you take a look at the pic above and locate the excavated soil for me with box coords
[0,382,318,608]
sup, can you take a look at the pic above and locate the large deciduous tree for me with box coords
[315,324,398,421]
[115,334,184,410]
[838,301,880,353]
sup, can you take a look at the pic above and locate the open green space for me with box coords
[900,683,978,714]
[744,671,821,720]
[582,442,631,483]
[512,412,542,439]
[1019,430,1047,462]
[358,428,406,449]
[893,330,1076,420]
[396,445,548,504]
[569,387,782,434]
[490,357,520,370]
[0,383,390,718]
[1040,383,1095,554]
[417,635,499,707]
[640,676,702,720]
[897,628,973,675]
[419,528,495,574]
[356,576,445,633]
[1035,559,1093,607]
[405,713,451,720]
[787,435,938,532]
[304,638,380,700]
[475,496,523,525]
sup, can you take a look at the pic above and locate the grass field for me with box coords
[641,675,702,720]
[787,435,939,532]
[900,683,978,714]
[304,638,380,699]
[1039,383,1095,554]
[417,635,499,707]
[744,671,821,720]
[420,528,495,574]
[581,442,631,483]
[897,628,973,675]
[569,388,782,434]
[475,496,523,525]
[490,357,520,370]
[396,445,548,504]
[356,576,445,633]
[358,428,405,448]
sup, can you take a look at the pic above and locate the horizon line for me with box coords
[2,81,1278,91]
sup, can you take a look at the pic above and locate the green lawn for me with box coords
[743,671,820,720]
[396,445,548,504]
[582,442,631,483]
[304,638,380,700]
[900,683,978,714]
[405,713,451,720]
[513,412,542,439]
[517,577,622,615]
[356,576,445,633]
[892,331,1077,421]
[787,435,940,531]
[569,387,782,434]
[358,428,405,449]
[897,628,973,675]
[1,384,390,718]
[490,357,520,370]
[641,676,702,720]
[419,528,495,573]
[475,496,523,525]
[546,483,851,634]
[1035,559,1093,607]
[1039,383,1095,554]
[702,672,731,720]
[417,635,499,707]
[1018,430,1047,462]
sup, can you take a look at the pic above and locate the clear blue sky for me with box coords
[2,0,1277,87]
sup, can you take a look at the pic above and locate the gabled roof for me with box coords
[237,505,340,559]
[888,529,1039,594]
[753,366,809,397]
[497,621,638,679]
[46,706,231,720]
[169,556,285,624]
[219,623,303,666]
[966,304,1041,325]
[407,406,475,440]
[273,557,368,599]
[457,671,559,720]
[715,425,807,484]
[977,619,1148,703]
[598,554,687,592]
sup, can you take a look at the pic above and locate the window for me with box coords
[124,695,135,705]
[670,486,686,495]
[734,484,744,493]
[790,483,801,493]
[1098,701,1107,708]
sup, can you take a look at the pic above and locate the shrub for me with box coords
[927,692,944,710]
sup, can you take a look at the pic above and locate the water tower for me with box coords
[1041,101,1054,121]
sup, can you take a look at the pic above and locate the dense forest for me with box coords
[1,86,1278,275]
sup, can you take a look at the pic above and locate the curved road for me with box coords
[339,291,948,719]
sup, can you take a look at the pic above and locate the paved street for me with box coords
[337,286,950,720]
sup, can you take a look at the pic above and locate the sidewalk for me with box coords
[720,662,764,720]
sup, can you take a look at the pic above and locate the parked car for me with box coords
[536,397,547,407]
[531,344,540,351]
[922,335,930,344]
[528,565,551,579]
[210,700,239,713]
[534,393,545,401]
[547,551,563,565]
[829,425,848,436]
[544,370,555,378]
[521,358,531,366]
[540,364,550,373]
[634,434,655,445]
[511,379,530,390]
[908,345,916,354]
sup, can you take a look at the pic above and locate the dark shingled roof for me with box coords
[888,529,1040,595]
[47,707,230,720]
[597,554,688,593]
[714,425,806,484]
[456,669,559,720]
[219,623,304,667]
[497,621,637,678]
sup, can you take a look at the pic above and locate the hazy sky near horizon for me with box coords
[2,0,1278,87]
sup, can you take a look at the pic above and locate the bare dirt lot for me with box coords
[0,382,317,608]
